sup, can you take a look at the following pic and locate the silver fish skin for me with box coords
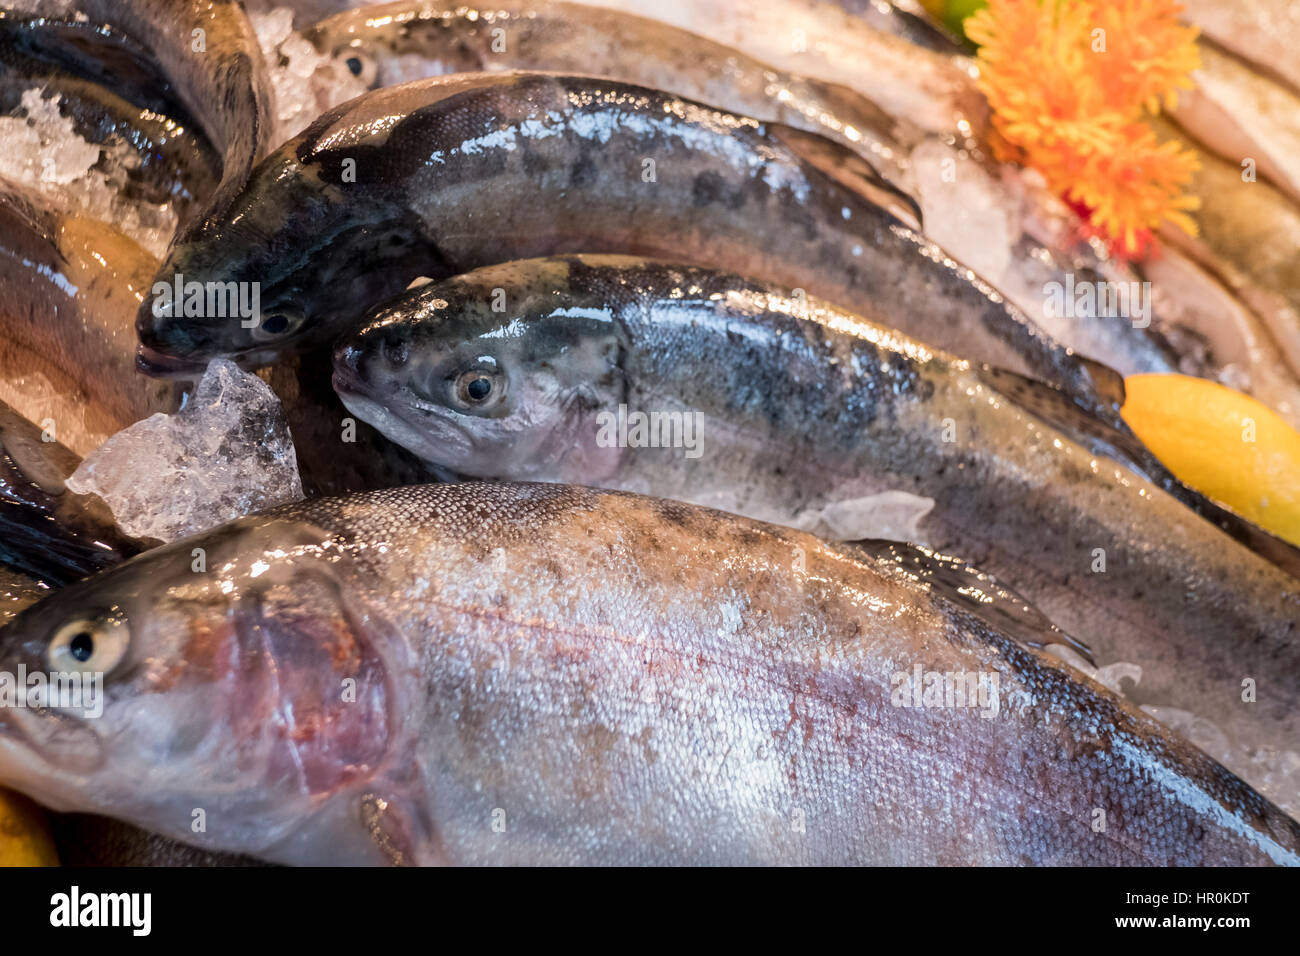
[7,0,273,238]
[0,565,261,866]
[1172,42,1300,207]
[332,256,1300,783]
[1152,117,1300,382]
[305,0,914,183]
[0,482,1295,866]
[300,2,1194,385]
[137,71,1122,419]
[1178,0,1300,96]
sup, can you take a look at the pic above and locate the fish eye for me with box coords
[346,56,363,76]
[47,612,130,675]
[251,310,303,343]
[450,364,505,412]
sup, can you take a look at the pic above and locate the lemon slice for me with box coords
[1123,374,1300,546]
[0,788,57,866]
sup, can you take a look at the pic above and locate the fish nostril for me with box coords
[335,343,364,372]
[382,336,409,368]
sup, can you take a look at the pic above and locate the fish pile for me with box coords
[0,0,1296,866]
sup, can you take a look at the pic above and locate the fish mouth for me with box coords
[330,360,370,399]
[135,344,209,379]
[333,381,473,469]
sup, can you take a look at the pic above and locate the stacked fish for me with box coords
[0,0,1296,866]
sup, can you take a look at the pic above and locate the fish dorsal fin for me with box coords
[978,365,1300,580]
[847,538,1094,663]
[769,122,923,232]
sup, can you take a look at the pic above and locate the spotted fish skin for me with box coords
[0,482,1295,865]
[305,0,912,185]
[332,255,1300,789]
[137,71,1121,419]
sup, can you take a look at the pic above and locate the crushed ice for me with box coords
[251,6,370,145]
[793,490,936,544]
[0,88,176,258]
[65,360,304,543]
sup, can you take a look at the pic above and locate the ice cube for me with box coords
[792,490,935,544]
[65,360,304,542]
[250,7,371,145]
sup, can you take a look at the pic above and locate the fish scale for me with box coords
[0,482,1294,865]
[137,70,1123,423]
[332,255,1300,801]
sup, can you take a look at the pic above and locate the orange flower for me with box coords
[966,0,1200,259]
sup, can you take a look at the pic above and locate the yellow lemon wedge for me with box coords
[0,788,57,866]
[1123,374,1300,546]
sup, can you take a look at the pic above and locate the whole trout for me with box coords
[332,256,1300,789]
[136,71,1121,417]
[0,482,1294,865]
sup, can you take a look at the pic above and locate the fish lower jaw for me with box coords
[334,388,466,470]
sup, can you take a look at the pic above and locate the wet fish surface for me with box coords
[305,0,911,184]
[6,0,273,236]
[1178,0,1300,96]
[0,178,173,455]
[332,256,1300,784]
[0,398,140,585]
[1152,117,1300,383]
[137,71,1121,417]
[0,19,221,214]
[0,481,1294,865]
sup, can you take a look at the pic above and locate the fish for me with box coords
[0,562,258,865]
[299,2,1201,385]
[0,481,1295,865]
[0,34,221,215]
[305,0,914,184]
[1178,0,1300,97]
[138,71,1123,423]
[0,179,174,456]
[831,0,968,55]
[0,565,48,625]
[5,0,274,236]
[580,0,990,138]
[1151,116,1300,383]
[1172,42,1300,207]
[331,255,1300,794]
[0,398,140,586]
[262,349,447,497]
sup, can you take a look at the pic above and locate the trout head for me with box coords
[333,271,628,482]
[136,143,436,377]
[0,516,408,863]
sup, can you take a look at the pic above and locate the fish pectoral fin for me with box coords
[768,122,923,232]
[979,365,1300,579]
[845,538,1095,665]
[1075,354,1128,412]
[977,364,1149,472]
